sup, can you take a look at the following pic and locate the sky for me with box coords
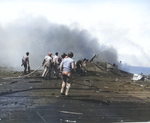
[0,0,150,72]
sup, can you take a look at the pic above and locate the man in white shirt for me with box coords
[52,52,59,78]
[22,52,30,74]
[42,52,52,79]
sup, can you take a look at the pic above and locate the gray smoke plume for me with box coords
[0,16,119,71]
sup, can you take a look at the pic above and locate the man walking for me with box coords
[42,52,52,79]
[60,52,75,96]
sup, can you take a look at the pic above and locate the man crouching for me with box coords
[60,52,75,96]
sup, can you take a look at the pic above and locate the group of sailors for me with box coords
[22,51,87,96]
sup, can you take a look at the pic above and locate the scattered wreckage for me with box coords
[131,73,145,81]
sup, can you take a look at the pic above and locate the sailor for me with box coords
[60,52,75,96]
[76,59,83,74]
[76,58,87,75]
[82,58,87,68]
[22,52,30,74]
[59,53,67,63]
[42,52,52,79]
[52,52,59,78]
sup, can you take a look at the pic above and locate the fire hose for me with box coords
[2,64,43,80]
[22,64,43,78]
[2,64,83,80]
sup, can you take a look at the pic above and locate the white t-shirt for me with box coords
[53,55,59,64]
[44,55,52,67]
[23,55,29,64]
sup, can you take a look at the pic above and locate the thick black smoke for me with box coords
[0,16,119,70]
